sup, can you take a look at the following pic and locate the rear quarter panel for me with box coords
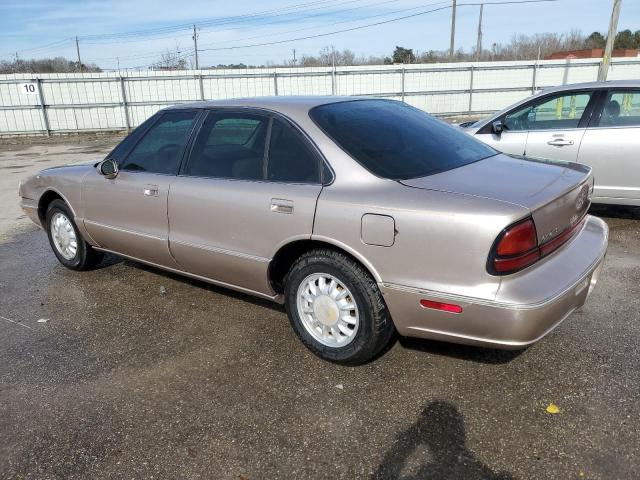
[313,180,529,301]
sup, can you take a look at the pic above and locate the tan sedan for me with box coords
[19,97,608,364]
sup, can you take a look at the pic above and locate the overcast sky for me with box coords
[1,0,639,69]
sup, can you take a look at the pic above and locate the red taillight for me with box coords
[492,218,540,274]
[420,299,463,314]
[493,249,541,274]
[496,219,537,256]
[490,215,586,275]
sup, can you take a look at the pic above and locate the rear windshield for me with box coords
[310,100,497,179]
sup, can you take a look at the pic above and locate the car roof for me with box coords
[539,79,640,93]
[164,95,372,116]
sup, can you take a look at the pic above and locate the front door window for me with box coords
[119,111,199,175]
[504,92,593,131]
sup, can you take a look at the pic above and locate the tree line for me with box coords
[0,57,101,74]
[292,29,640,67]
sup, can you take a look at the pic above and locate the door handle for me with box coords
[143,185,159,196]
[547,139,574,146]
[270,198,294,214]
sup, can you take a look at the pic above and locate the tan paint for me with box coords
[19,96,609,350]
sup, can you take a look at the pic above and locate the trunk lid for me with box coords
[400,153,593,245]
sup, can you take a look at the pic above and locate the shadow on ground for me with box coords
[373,401,514,479]
[111,256,522,366]
[398,337,522,365]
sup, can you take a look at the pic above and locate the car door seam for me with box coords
[166,181,186,270]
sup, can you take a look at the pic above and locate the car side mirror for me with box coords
[491,120,503,135]
[98,158,118,179]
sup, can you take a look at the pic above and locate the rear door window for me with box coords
[597,90,640,127]
[184,112,269,180]
[266,119,320,183]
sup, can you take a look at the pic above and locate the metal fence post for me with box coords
[468,65,474,114]
[198,74,205,100]
[35,78,50,136]
[119,77,131,132]
[401,67,406,102]
[273,72,278,96]
[531,61,538,94]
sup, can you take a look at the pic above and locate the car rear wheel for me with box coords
[45,199,103,270]
[284,249,395,365]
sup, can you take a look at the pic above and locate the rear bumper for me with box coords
[380,215,608,349]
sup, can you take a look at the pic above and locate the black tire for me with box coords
[45,199,103,271]
[284,249,395,365]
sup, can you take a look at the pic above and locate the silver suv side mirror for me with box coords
[98,158,118,179]
[491,120,503,135]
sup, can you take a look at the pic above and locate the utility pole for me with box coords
[476,3,484,62]
[75,36,82,72]
[192,24,199,70]
[598,0,622,81]
[292,48,296,65]
[449,0,457,58]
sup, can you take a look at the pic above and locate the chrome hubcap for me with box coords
[296,273,359,348]
[50,212,78,260]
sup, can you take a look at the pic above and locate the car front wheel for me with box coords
[45,199,103,270]
[284,249,395,365]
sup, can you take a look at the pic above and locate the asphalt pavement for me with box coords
[0,141,639,479]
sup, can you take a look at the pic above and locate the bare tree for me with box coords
[152,45,188,70]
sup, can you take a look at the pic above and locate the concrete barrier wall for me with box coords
[1,58,639,135]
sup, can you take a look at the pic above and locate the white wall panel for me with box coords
[1,59,639,134]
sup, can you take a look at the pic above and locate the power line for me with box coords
[8,0,561,68]
[1,0,350,56]
[80,0,366,43]
[82,0,342,41]
[0,37,73,59]
[197,0,560,53]
[196,0,417,46]
[105,0,561,70]
[89,0,441,63]
[208,1,447,46]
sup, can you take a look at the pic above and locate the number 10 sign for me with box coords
[20,83,38,95]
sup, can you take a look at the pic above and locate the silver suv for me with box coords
[462,80,640,206]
